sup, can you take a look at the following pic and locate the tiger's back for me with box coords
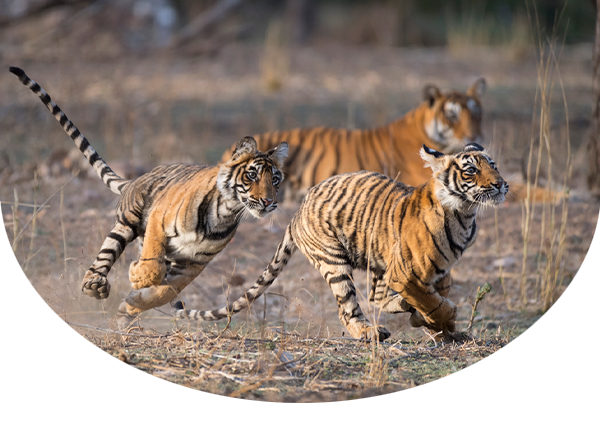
[220,79,486,200]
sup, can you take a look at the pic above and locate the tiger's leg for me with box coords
[387,267,457,338]
[128,210,168,290]
[316,263,390,341]
[81,217,137,299]
[369,274,411,314]
[116,260,205,329]
[407,274,454,331]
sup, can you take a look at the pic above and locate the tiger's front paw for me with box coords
[423,299,458,339]
[129,259,166,289]
[82,274,110,299]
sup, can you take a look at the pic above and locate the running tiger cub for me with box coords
[9,67,288,328]
[220,78,486,201]
[176,142,508,341]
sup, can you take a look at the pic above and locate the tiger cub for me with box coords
[9,67,288,328]
[175,142,508,341]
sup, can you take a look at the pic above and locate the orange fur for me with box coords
[221,79,486,200]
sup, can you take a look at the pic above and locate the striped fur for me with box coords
[176,142,508,341]
[10,67,288,328]
[220,78,486,201]
[9,67,129,195]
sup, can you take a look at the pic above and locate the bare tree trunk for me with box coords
[588,0,600,195]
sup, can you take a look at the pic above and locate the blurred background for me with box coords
[1,1,598,340]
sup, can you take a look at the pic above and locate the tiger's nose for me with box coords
[492,179,505,189]
[261,198,274,207]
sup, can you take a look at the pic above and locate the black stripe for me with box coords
[98,248,117,258]
[423,222,449,262]
[107,232,127,252]
[329,274,351,284]
[444,220,464,257]
[205,222,238,241]
[428,256,445,275]
[88,152,100,166]
[336,289,356,305]
[79,138,91,154]
[454,210,466,230]
[425,300,444,317]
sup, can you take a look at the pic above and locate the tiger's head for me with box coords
[421,78,486,154]
[420,142,508,210]
[218,136,288,218]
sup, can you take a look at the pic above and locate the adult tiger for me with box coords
[9,67,288,328]
[221,78,486,201]
[176,142,508,341]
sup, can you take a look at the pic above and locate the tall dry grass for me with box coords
[519,4,572,312]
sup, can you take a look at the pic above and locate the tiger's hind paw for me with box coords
[82,276,111,299]
[129,259,166,289]
[373,326,391,341]
[115,301,140,331]
[351,323,391,342]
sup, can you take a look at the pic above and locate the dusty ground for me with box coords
[2,40,599,400]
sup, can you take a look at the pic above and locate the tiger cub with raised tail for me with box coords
[10,67,288,328]
[175,142,508,341]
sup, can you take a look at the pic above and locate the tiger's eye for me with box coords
[246,171,257,181]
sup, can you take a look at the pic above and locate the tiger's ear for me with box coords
[423,84,441,107]
[267,141,288,169]
[463,142,484,152]
[231,136,257,161]
[467,77,486,98]
[420,144,447,172]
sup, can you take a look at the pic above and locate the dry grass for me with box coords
[519,4,573,311]
[75,321,510,401]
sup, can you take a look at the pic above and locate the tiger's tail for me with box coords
[175,224,297,321]
[9,67,128,195]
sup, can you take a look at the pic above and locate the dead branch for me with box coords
[0,354,67,396]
